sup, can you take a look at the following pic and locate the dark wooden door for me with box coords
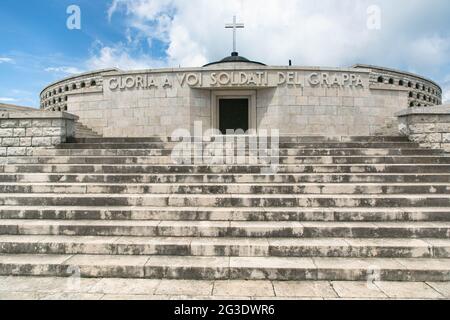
[219,99,249,134]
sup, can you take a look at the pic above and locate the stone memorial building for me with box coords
[39,54,442,138]
[0,18,450,287]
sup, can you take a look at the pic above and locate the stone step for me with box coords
[0,235,448,258]
[70,136,410,144]
[56,142,420,150]
[75,132,98,137]
[76,129,97,133]
[1,207,449,222]
[34,148,442,157]
[5,155,450,165]
[74,122,102,139]
[1,183,449,195]
[1,220,449,238]
[2,173,449,184]
[0,254,448,281]
[1,194,450,207]
[4,164,450,174]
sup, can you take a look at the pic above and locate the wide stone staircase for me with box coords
[0,136,449,282]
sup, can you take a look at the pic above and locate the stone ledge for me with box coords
[396,105,450,117]
[0,110,78,121]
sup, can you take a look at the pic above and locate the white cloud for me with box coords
[442,75,450,104]
[108,0,174,46]
[103,0,450,69]
[45,66,84,75]
[86,45,165,70]
[443,90,450,104]
[0,57,14,64]
[406,36,450,70]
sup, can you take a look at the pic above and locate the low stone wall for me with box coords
[0,110,78,157]
[396,106,450,152]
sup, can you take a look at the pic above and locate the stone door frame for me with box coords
[211,90,257,133]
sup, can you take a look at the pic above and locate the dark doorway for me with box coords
[219,98,249,134]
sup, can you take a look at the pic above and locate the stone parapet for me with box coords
[396,105,450,152]
[0,110,78,157]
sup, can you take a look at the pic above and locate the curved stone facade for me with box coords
[354,64,442,107]
[40,68,118,111]
[39,62,443,137]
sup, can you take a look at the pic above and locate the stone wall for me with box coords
[396,106,450,152]
[69,76,192,137]
[256,84,408,136]
[0,110,78,157]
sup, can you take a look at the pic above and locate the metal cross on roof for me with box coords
[225,15,244,53]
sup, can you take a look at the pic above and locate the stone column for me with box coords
[396,106,450,152]
[0,110,78,157]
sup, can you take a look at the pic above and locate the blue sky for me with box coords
[1,0,450,107]
[0,0,127,106]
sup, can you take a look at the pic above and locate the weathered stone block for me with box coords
[51,119,64,127]
[19,137,32,147]
[32,119,52,127]
[409,134,427,143]
[42,127,62,136]
[6,147,27,156]
[0,120,18,128]
[13,128,26,137]
[410,115,438,123]
[26,127,43,137]
[51,137,63,145]
[429,143,442,149]
[417,142,433,148]
[32,137,53,147]
[1,138,20,147]
[426,133,443,143]
[18,120,32,128]
[0,128,13,137]
[0,147,6,157]
[443,133,450,143]
[436,123,450,132]
[438,115,450,123]
[410,133,442,144]
[409,123,435,134]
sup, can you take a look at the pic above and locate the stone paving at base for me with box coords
[0,277,449,300]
